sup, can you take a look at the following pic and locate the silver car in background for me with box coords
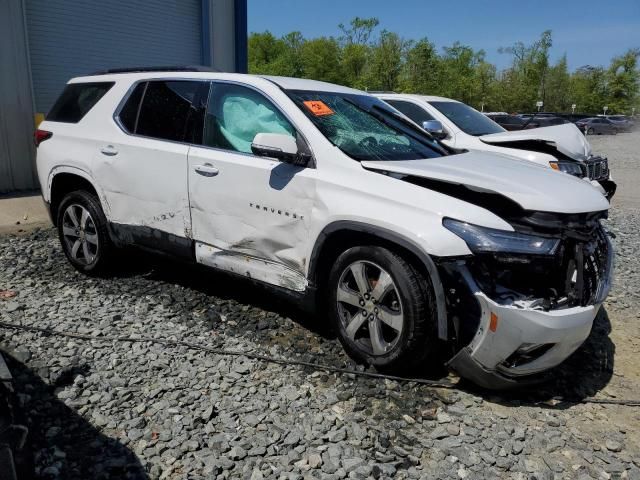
[575,117,619,135]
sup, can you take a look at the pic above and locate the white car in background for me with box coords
[35,69,613,389]
[375,94,616,199]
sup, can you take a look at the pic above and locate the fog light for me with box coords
[502,343,555,368]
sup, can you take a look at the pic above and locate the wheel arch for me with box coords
[48,168,103,227]
[308,221,448,340]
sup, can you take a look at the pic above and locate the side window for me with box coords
[385,100,435,125]
[135,81,202,142]
[119,83,146,133]
[47,82,114,123]
[203,82,295,154]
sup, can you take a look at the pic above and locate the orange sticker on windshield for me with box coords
[304,100,334,116]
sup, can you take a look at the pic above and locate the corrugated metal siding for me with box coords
[0,0,38,192]
[26,0,203,113]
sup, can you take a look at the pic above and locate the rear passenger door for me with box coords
[96,79,208,252]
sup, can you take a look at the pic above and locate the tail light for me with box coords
[34,129,52,147]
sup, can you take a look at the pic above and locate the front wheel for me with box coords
[57,190,114,274]
[328,245,440,372]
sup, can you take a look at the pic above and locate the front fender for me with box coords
[308,220,450,340]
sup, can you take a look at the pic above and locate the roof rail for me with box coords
[89,65,223,75]
[367,90,397,94]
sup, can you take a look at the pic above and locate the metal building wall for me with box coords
[0,0,37,193]
[26,0,203,114]
[0,0,247,194]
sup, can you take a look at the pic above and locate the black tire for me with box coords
[328,245,440,372]
[56,190,114,275]
[587,128,594,135]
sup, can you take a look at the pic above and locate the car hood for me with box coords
[478,123,591,161]
[361,151,609,214]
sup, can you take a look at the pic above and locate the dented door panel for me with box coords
[188,146,316,287]
[94,137,191,238]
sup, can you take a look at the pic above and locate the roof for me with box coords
[69,68,367,95]
[372,93,460,103]
[256,75,364,94]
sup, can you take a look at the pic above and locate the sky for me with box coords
[247,0,640,71]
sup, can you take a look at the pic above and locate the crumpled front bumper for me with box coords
[589,179,617,201]
[445,235,614,390]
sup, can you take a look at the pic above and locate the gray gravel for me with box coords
[1,132,639,479]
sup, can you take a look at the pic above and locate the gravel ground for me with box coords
[1,131,639,480]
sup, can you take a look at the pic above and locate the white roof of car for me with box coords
[259,75,363,94]
[373,93,459,103]
[70,70,364,95]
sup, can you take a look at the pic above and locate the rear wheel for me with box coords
[57,190,113,274]
[328,245,440,372]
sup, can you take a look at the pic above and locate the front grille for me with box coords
[568,227,611,306]
[468,225,612,310]
[585,156,609,181]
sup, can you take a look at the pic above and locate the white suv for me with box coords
[375,94,616,199]
[35,68,613,389]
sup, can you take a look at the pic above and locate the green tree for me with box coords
[570,66,608,113]
[365,31,408,91]
[338,17,379,88]
[606,48,640,114]
[401,38,442,94]
[473,60,498,111]
[439,42,484,104]
[248,21,639,116]
[498,30,553,111]
[545,55,571,111]
[248,31,287,74]
[300,37,343,84]
[338,17,379,45]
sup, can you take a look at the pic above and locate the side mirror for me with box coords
[251,133,310,166]
[422,120,447,139]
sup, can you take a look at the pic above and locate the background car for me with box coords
[576,117,619,135]
[375,93,616,199]
[517,113,570,127]
[485,113,540,130]
[600,115,635,132]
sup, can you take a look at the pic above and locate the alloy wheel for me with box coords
[336,260,404,356]
[61,204,99,265]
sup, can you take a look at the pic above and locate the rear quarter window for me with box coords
[134,80,203,142]
[47,82,114,123]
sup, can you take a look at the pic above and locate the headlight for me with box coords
[443,218,560,255]
[549,161,585,177]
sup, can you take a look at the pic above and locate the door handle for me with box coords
[100,145,118,156]
[194,163,219,177]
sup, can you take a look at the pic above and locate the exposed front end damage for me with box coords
[479,124,617,200]
[439,213,614,389]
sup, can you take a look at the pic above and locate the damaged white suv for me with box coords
[36,68,613,388]
[375,94,617,199]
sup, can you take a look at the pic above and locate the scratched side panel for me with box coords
[188,147,316,286]
[195,243,307,291]
[94,134,191,239]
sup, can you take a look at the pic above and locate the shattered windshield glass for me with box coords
[287,90,448,161]
[429,101,505,136]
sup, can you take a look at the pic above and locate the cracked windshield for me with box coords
[289,90,447,160]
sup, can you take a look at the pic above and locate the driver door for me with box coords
[187,81,316,291]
